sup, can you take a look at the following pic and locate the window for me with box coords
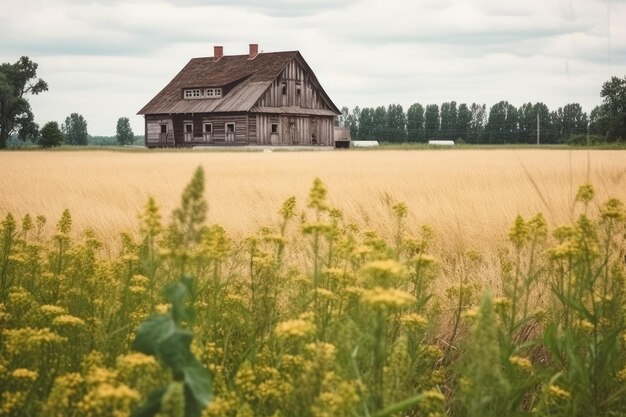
[160,124,167,134]
[184,88,222,99]
[281,81,287,95]
[271,123,278,133]
[205,88,222,98]
[184,89,201,98]
[185,124,193,133]
[226,123,235,133]
[296,81,301,95]
[204,123,212,133]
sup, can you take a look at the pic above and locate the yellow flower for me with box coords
[600,198,625,221]
[400,313,428,329]
[509,355,533,373]
[40,304,67,316]
[52,314,86,328]
[362,259,408,281]
[313,288,337,301]
[274,319,316,339]
[11,368,39,381]
[116,352,157,370]
[548,385,571,400]
[575,183,594,204]
[361,287,416,310]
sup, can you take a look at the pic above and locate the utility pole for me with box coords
[536,113,540,145]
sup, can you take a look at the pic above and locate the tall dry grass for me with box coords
[0,149,624,260]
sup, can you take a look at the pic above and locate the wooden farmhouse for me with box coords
[138,44,341,147]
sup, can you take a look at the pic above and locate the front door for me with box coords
[225,123,235,143]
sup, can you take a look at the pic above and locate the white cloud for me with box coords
[1,0,624,135]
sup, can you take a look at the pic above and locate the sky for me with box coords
[1,0,625,136]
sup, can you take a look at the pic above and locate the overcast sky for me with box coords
[1,0,625,136]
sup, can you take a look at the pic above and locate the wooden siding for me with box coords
[255,60,328,110]
[146,116,174,146]
[255,114,334,146]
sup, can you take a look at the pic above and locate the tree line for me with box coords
[1,56,625,148]
[0,56,137,148]
[338,77,625,144]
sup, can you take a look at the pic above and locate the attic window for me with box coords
[184,89,202,99]
[205,88,222,98]
[183,88,222,99]
[281,81,287,95]
[296,81,301,95]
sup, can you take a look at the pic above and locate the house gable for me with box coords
[253,55,339,114]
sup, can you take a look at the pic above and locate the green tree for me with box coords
[358,107,374,139]
[456,103,471,141]
[468,103,486,143]
[385,104,406,142]
[424,104,439,139]
[599,75,626,141]
[337,106,349,127]
[0,56,48,149]
[406,103,425,142]
[486,101,518,143]
[440,101,457,138]
[116,117,135,146]
[62,113,88,145]
[347,106,360,139]
[39,121,64,148]
[372,106,387,140]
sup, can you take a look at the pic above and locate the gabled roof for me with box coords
[138,51,340,115]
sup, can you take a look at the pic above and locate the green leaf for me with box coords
[158,328,194,376]
[132,314,176,356]
[183,360,213,413]
[131,387,166,417]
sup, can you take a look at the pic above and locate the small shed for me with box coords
[333,127,351,148]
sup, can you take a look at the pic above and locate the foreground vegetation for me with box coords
[1,167,625,416]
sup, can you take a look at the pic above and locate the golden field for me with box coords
[0,148,624,255]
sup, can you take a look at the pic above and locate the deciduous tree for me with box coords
[62,113,88,145]
[116,117,135,146]
[39,121,63,148]
[0,56,48,148]
[406,103,425,142]
[599,75,626,141]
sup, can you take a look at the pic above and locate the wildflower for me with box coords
[307,178,329,211]
[305,342,337,362]
[420,388,445,408]
[422,344,444,361]
[360,287,416,310]
[155,303,169,314]
[400,313,428,329]
[116,352,157,370]
[509,356,533,373]
[40,304,67,316]
[509,215,528,249]
[52,314,86,328]
[362,259,408,281]
[548,385,571,400]
[314,288,337,301]
[279,196,297,220]
[575,183,594,205]
[275,318,316,339]
[128,285,147,294]
[600,198,625,221]
[616,367,626,382]
[411,253,438,267]
[11,368,38,381]
[572,319,594,333]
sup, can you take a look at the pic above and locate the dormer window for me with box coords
[184,89,202,98]
[205,88,222,98]
[183,88,222,99]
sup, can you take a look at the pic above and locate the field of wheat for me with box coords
[2,147,626,417]
[1,148,624,251]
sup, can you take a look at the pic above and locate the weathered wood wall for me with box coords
[146,116,174,145]
[255,114,333,145]
[255,60,328,110]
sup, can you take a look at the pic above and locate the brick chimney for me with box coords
[248,43,259,59]
[213,46,223,62]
